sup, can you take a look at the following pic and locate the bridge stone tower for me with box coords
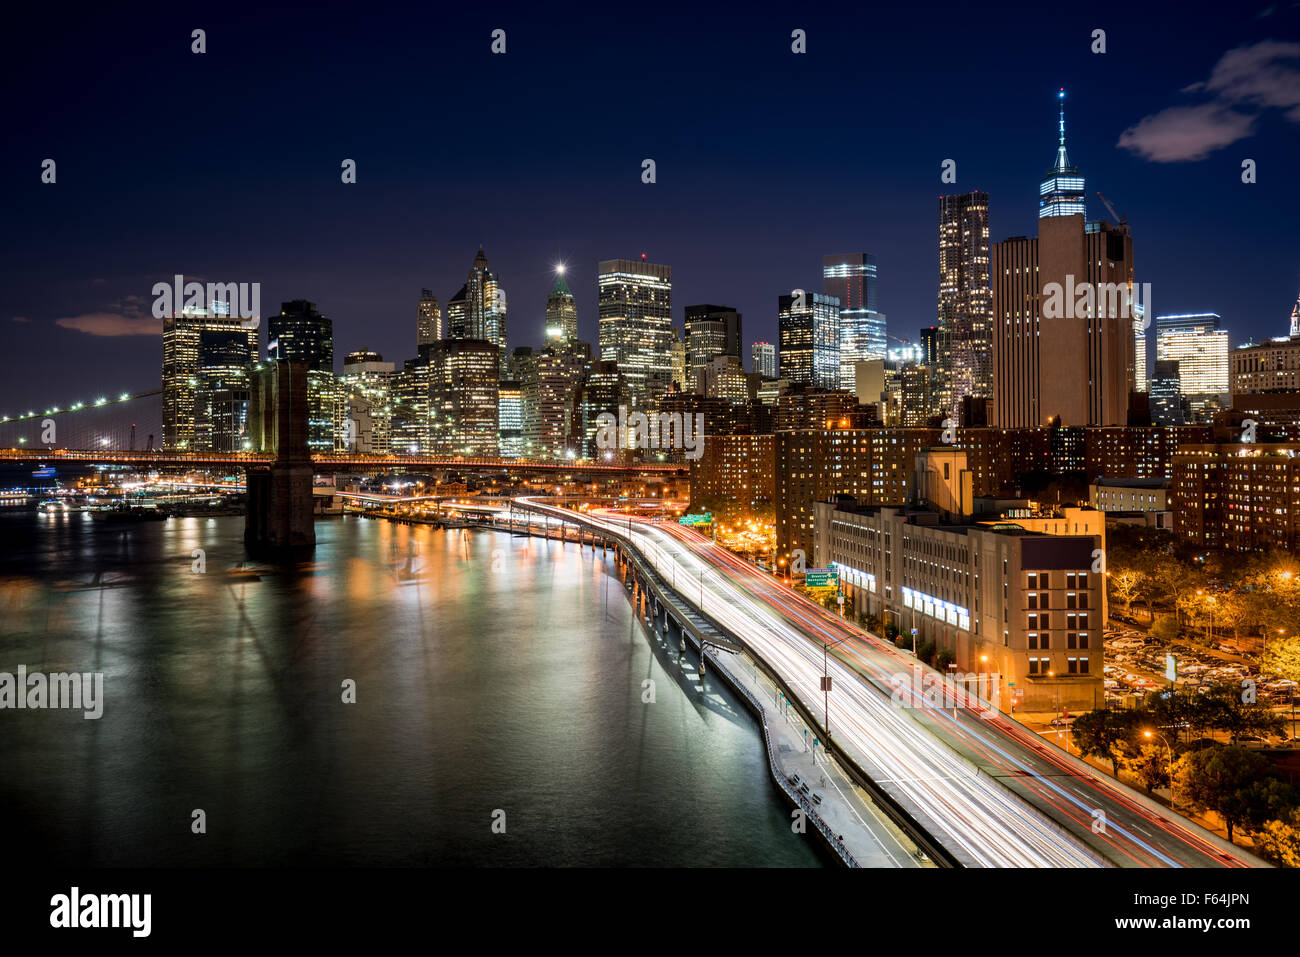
[245,360,316,553]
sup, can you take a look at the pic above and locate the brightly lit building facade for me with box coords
[598,258,673,408]
[684,304,742,394]
[162,303,259,450]
[824,254,886,392]
[779,291,840,391]
[545,268,579,343]
[752,340,777,379]
[937,190,992,420]
[340,350,396,453]
[1230,294,1300,396]
[428,339,499,456]
[1155,313,1229,419]
[447,246,508,376]
[417,289,441,347]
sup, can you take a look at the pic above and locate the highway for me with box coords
[519,499,1260,868]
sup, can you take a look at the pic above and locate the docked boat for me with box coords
[89,503,167,522]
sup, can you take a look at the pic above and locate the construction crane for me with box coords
[1096,191,1126,226]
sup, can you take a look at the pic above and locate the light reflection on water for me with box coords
[0,510,820,867]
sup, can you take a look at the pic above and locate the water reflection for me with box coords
[0,511,820,867]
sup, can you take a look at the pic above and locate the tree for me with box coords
[1192,684,1284,742]
[1121,742,1171,794]
[935,649,955,671]
[1073,709,1143,777]
[1252,812,1300,868]
[1175,745,1272,842]
[1150,615,1180,644]
[1108,569,1145,619]
[1264,634,1300,684]
[1151,559,1195,623]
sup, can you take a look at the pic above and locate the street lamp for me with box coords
[822,633,853,748]
[979,653,1000,711]
[1144,729,1176,808]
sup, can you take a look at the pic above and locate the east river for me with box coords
[0,505,820,866]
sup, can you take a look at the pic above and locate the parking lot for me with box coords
[1104,620,1298,744]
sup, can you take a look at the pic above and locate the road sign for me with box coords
[1165,653,1178,682]
[911,628,919,636]
[804,568,838,588]
[678,513,712,526]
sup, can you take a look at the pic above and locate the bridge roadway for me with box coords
[516,499,1263,868]
[0,448,684,475]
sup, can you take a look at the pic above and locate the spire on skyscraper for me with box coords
[1038,88,1086,219]
[1290,290,1300,339]
[1053,88,1070,171]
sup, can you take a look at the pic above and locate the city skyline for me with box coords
[3,5,1298,412]
[6,2,1300,883]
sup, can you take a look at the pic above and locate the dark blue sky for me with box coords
[2,1,1298,414]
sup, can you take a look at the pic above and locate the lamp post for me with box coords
[1144,728,1176,808]
[822,633,853,746]
[979,653,1000,712]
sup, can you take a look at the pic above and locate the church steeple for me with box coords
[1039,89,1087,219]
[1290,290,1300,339]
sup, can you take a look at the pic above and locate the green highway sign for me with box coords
[678,513,712,526]
[804,569,839,588]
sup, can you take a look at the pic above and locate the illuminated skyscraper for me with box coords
[991,98,1132,428]
[267,300,336,451]
[1156,313,1228,418]
[340,350,396,453]
[447,246,508,375]
[823,254,886,391]
[703,355,748,405]
[1230,294,1300,395]
[545,267,579,343]
[684,304,742,394]
[670,330,687,391]
[268,300,333,370]
[597,258,672,408]
[194,329,253,451]
[778,292,840,390]
[579,360,625,457]
[525,344,588,458]
[937,190,992,419]
[161,304,258,449]
[498,381,524,459]
[417,289,441,348]
[1039,89,1086,219]
[1150,359,1184,426]
[919,327,939,367]
[751,340,777,379]
[1133,310,1147,392]
[428,339,499,456]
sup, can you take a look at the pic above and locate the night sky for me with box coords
[2,1,1298,414]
